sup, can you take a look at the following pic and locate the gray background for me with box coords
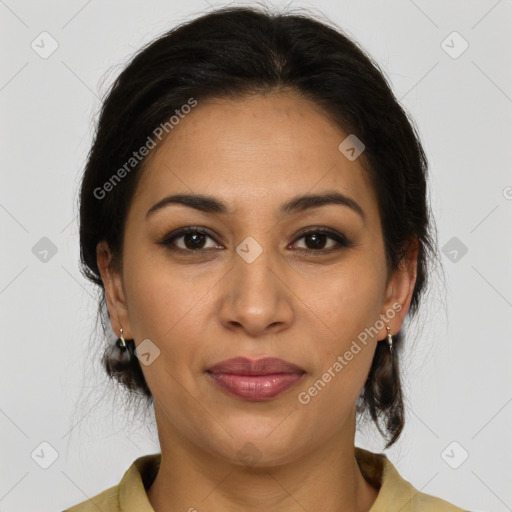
[1,0,511,510]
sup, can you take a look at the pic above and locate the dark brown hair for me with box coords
[79,5,438,448]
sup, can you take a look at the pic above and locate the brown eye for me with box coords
[158,227,223,251]
[291,228,351,253]
[296,232,336,250]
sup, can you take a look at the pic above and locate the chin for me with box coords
[199,419,307,467]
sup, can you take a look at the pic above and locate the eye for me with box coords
[157,226,223,251]
[157,226,352,254]
[290,227,351,253]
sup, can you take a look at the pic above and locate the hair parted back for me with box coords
[78,5,438,449]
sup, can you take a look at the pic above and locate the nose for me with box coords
[218,247,295,338]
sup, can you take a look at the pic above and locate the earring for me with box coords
[116,327,127,351]
[386,326,394,355]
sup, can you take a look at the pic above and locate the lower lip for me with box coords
[207,372,304,401]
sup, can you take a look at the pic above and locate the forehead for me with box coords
[132,90,378,220]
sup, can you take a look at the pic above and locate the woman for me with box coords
[65,5,467,511]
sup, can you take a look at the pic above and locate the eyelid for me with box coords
[291,226,349,242]
[157,226,222,249]
[289,226,352,251]
[157,225,352,252]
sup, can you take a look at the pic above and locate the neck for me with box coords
[147,408,378,512]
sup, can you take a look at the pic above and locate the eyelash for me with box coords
[157,226,352,255]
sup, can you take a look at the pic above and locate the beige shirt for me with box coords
[63,447,467,511]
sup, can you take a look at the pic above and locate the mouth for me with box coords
[206,357,305,401]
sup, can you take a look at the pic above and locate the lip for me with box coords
[206,357,305,401]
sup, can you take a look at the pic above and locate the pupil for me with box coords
[306,233,326,249]
[186,233,205,249]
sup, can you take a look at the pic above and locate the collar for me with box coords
[116,447,459,511]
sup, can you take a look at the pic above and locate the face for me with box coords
[98,90,416,466]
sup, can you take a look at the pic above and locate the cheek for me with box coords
[294,270,381,423]
[123,244,201,337]
[298,258,385,345]
[291,255,385,406]
[122,248,218,379]
[121,262,203,406]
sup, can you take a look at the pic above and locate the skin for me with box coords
[97,89,418,512]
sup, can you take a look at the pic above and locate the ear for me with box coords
[378,238,419,339]
[96,240,133,340]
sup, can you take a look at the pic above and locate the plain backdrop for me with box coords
[1,0,511,511]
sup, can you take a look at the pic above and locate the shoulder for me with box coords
[62,453,161,512]
[409,491,468,511]
[355,447,468,511]
[63,485,118,512]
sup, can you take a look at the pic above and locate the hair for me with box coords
[78,5,438,449]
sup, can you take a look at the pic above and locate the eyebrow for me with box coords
[146,191,365,220]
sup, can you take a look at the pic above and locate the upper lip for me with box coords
[207,357,305,376]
